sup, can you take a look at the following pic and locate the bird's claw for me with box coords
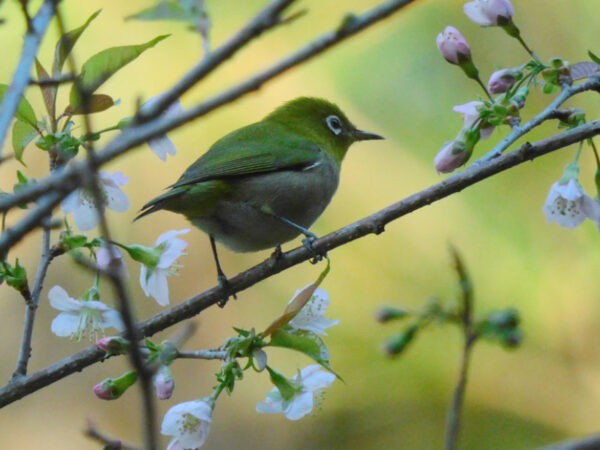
[302,235,326,264]
[217,274,237,308]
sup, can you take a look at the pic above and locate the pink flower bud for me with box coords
[464,0,514,27]
[93,380,117,400]
[434,140,470,173]
[487,68,517,94]
[96,336,130,355]
[93,371,138,400]
[153,366,175,400]
[436,26,471,65]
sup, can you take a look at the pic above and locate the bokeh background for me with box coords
[1,0,599,448]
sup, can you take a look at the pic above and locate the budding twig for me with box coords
[478,75,600,161]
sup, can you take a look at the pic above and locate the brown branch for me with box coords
[0,120,598,408]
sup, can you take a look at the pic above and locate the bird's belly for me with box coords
[191,166,339,252]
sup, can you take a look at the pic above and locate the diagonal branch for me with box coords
[137,0,300,121]
[0,119,598,408]
[0,0,57,158]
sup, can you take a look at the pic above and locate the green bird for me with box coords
[137,97,383,286]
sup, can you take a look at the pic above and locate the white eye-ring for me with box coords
[326,115,343,136]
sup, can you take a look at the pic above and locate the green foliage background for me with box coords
[0,0,599,448]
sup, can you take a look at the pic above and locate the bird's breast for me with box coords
[191,156,341,252]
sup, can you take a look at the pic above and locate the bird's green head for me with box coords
[265,97,383,163]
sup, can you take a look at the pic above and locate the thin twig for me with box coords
[85,418,141,450]
[1,121,598,407]
[478,76,600,161]
[444,246,475,450]
[137,0,299,121]
[177,349,228,360]
[0,190,63,261]
[0,0,57,158]
[444,335,476,450]
[28,73,75,86]
[12,224,58,379]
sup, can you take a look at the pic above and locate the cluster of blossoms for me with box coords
[434,0,526,174]
[94,286,340,449]
[434,0,600,231]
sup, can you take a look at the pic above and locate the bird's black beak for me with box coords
[353,129,384,141]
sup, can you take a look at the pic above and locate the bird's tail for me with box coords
[134,187,187,221]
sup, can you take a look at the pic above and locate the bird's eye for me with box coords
[325,115,343,136]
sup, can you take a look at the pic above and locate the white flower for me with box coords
[61,171,129,231]
[139,229,190,306]
[543,179,600,228]
[48,285,123,340]
[464,0,514,27]
[96,245,129,277]
[453,101,494,139]
[288,287,339,335]
[256,364,336,420]
[143,96,183,161]
[161,399,213,450]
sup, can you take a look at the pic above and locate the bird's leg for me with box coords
[209,235,237,307]
[268,213,326,264]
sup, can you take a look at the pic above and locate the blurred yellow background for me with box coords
[1,0,599,448]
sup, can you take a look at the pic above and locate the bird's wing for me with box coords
[171,121,323,188]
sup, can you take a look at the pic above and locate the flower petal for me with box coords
[142,269,170,306]
[256,390,284,414]
[104,184,130,212]
[102,309,125,331]
[285,391,313,420]
[48,285,80,311]
[149,136,177,161]
[51,312,79,336]
[73,201,100,231]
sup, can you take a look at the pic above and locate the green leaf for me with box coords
[12,120,37,165]
[69,35,169,108]
[126,1,190,22]
[53,9,101,75]
[1,258,28,292]
[0,84,37,128]
[589,50,600,65]
[66,93,115,115]
[270,329,331,368]
[266,366,298,401]
[35,59,56,121]
[262,258,331,337]
[126,0,208,25]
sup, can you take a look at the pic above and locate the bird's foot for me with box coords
[216,273,237,308]
[302,233,327,264]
